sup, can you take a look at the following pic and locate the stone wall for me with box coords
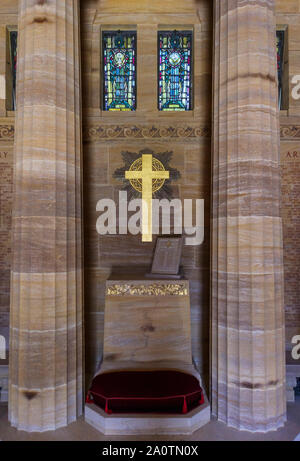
[81,0,213,389]
[0,133,13,365]
[276,0,300,350]
[0,1,17,397]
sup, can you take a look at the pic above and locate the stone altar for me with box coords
[85,274,210,435]
[103,274,192,365]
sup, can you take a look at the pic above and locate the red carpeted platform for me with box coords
[86,370,204,414]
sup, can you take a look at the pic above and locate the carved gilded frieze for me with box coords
[106,282,189,296]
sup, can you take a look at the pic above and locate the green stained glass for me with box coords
[102,31,136,111]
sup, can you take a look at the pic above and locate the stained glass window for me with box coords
[9,30,18,111]
[277,30,285,110]
[158,30,192,111]
[102,30,136,111]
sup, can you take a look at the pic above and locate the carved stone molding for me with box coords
[280,125,300,140]
[0,125,14,140]
[83,124,300,141]
[1,124,300,142]
[106,282,189,297]
[83,124,211,141]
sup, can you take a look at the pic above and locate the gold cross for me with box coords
[125,154,169,242]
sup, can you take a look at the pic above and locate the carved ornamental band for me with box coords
[83,124,300,141]
[280,125,300,139]
[1,124,300,141]
[84,125,211,141]
[0,126,15,140]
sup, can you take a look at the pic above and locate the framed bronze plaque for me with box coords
[151,236,183,275]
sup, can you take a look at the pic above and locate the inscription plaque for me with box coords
[150,236,183,277]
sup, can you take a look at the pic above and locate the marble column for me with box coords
[211,0,286,432]
[9,0,83,432]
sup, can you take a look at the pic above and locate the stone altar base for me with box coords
[85,391,210,436]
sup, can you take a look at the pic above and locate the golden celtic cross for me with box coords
[125,154,169,242]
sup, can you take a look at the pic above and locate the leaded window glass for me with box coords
[102,30,136,111]
[277,30,285,110]
[9,30,18,111]
[158,30,192,111]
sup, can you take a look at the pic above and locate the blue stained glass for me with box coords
[158,30,193,111]
[102,31,136,111]
[276,30,284,110]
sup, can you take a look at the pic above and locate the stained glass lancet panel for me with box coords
[102,31,136,111]
[158,30,192,111]
[9,30,18,111]
[276,30,285,110]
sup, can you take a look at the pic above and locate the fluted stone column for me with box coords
[9,0,83,432]
[211,0,286,432]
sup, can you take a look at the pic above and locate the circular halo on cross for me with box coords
[128,156,167,194]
